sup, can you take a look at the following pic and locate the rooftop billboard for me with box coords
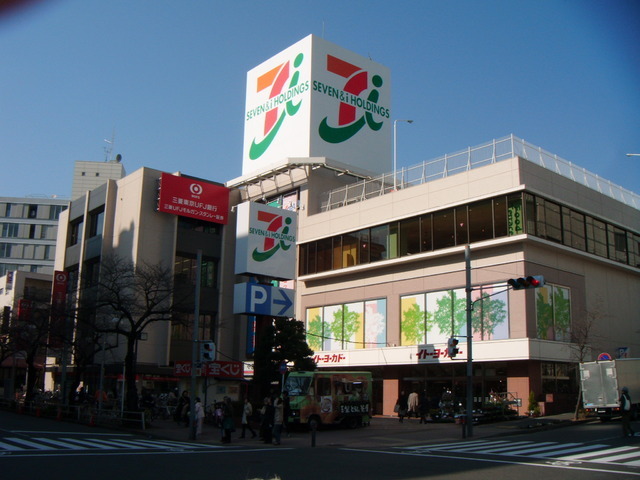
[243,34,391,177]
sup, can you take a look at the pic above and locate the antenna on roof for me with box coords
[103,131,115,161]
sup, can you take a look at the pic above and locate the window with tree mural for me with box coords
[401,285,509,346]
[536,284,571,341]
[305,299,387,351]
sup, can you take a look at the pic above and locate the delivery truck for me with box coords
[580,359,640,421]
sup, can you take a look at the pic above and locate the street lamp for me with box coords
[393,119,413,191]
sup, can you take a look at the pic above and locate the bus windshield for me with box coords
[284,376,312,396]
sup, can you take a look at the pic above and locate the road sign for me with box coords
[597,352,612,361]
[233,280,295,317]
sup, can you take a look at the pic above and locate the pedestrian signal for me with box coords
[200,341,215,362]
[447,337,459,358]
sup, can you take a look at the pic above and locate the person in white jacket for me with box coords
[194,397,205,436]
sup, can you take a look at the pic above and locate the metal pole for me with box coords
[465,245,474,437]
[189,249,202,440]
[393,120,398,191]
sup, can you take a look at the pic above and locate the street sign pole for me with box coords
[465,245,474,437]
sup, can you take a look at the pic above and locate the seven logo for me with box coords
[317,55,388,144]
[249,53,307,160]
[251,211,294,263]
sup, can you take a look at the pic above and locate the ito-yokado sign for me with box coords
[242,34,392,177]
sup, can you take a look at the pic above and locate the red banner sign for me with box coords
[174,361,244,379]
[158,173,230,224]
[49,271,68,348]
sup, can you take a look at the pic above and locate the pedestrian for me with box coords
[408,390,419,418]
[396,390,408,423]
[174,390,190,426]
[260,397,274,444]
[221,396,235,443]
[620,386,635,437]
[419,391,429,424]
[272,396,284,445]
[194,397,205,436]
[282,391,291,437]
[240,398,257,439]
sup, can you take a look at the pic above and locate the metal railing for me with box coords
[320,134,639,211]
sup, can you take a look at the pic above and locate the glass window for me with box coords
[400,294,426,346]
[342,233,358,267]
[357,229,370,265]
[586,216,607,258]
[420,214,433,252]
[455,205,468,245]
[88,207,105,238]
[535,284,571,341]
[608,225,628,263]
[432,209,455,250]
[399,217,420,256]
[69,218,83,246]
[315,238,332,272]
[468,199,493,243]
[332,237,343,270]
[370,225,389,262]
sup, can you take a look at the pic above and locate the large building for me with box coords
[0,196,68,277]
[227,36,640,416]
[71,158,126,200]
[48,35,640,419]
[54,168,240,399]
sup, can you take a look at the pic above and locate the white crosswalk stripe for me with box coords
[399,440,640,466]
[0,436,224,454]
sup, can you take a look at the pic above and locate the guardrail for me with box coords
[0,398,147,430]
[320,134,639,211]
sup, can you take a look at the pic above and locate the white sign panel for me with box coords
[234,202,297,280]
[243,34,391,177]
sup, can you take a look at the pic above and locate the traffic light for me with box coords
[447,337,459,358]
[507,275,545,290]
[200,341,215,362]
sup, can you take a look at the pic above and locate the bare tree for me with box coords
[567,297,608,420]
[84,255,180,411]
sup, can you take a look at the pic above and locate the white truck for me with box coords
[580,359,640,421]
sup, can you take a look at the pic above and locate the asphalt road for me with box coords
[2,410,640,479]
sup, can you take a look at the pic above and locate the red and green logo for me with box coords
[250,210,295,262]
[247,53,309,160]
[313,55,389,144]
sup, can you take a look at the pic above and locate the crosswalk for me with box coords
[398,439,640,467]
[0,434,224,456]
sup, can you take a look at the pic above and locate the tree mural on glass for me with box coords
[402,302,426,345]
[306,311,323,351]
[471,291,507,340]
[433,290,467,338]
[536,288,554,339]
[342,304,362,349]
[327,306,344,350]
[553,287,571,341]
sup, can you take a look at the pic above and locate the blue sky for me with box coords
[1,0,639,200]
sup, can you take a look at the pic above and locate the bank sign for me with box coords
[242,34,391,177]
[234,202,297,280]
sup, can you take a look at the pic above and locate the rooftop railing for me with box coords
[319,134,639,211]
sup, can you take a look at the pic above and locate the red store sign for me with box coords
[158,172,230,224]
[174,361,244,379]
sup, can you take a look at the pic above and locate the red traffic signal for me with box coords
[507,275,545,290]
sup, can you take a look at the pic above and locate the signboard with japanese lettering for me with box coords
[234,201,297,280]
[158,172,230,224]
[174,360,243,379]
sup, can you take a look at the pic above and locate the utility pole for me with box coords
[189,249,202,440]
[465,245,474,437]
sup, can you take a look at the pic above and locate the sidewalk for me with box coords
[137,413,582,449]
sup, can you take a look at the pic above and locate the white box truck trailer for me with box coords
[580,359,640,421]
